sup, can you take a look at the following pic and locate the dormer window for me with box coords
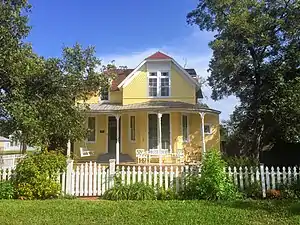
[100,88,109,101]
[148,71,170,97]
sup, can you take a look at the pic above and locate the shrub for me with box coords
[12,151,67,200]
[102,182,156,200]
[0,181,15,199]
[243,181,262,199]
[279,180,300,199]
[181,148,242,200]
[156,187,179,200]
[223,156,259,168]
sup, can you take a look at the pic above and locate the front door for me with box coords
[108,116,121,154]
[148,114,170,150]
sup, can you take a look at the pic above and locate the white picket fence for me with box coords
[0,154,25,169]
[2,159,300,198]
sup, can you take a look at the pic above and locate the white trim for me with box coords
[128,113,136,143]
[181,113,189,143]
[117,60,146,88]
[106,115,108,153]
[86,116,97,143]
[118,58,200,89]
[147,70,171,97]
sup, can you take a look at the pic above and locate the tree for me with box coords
[187,0,300,158]
[0,1,119,152]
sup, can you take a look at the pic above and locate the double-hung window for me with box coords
[182,114,189,142]
[148,71,170,97]
[100,88,109,101]
[87,117,96,142]
[130,115,136,142]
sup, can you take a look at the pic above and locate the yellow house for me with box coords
[74,52,221,164]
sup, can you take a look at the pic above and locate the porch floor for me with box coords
[77,153,134,164]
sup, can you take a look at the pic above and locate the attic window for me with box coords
[148,71,170,97]
[100,88,109,101]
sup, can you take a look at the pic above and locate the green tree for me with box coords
[0,1,119,152]
[187,0,300,158]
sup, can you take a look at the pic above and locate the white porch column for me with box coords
[67,140,71,158]
[115,114,120,164]
[199,112,206,160]
[157,112,162,164]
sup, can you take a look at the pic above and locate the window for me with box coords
[130,116,136,141]
[100,88,109,101]
[182,115,188,142]
[87,117,96,142]
[204,124,212,134]
[148,71,170,97]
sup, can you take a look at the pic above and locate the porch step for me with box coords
[96,153,134,163]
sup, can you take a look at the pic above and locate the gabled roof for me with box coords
[146,51,172,60]
[117,52,200,89]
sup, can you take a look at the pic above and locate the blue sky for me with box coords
[27,0,238,120]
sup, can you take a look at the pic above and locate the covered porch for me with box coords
[74,101,220,165]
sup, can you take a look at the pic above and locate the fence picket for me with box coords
[71,170,75,195]
[97,164,101,196]
[175,166,179,192]
[271,167,275,189]
[260,164,266,198]
[276,167,281,188]
[143,166,147,184]
[244,167,249,188]
[239,167,244,190]
[126,166,131,185]
[282,167,287,184]
[228,167,232,182]
[148,166,152,186]
[80,164,84,196]
[132,166,136,184]
[93,162,97,196]
[61,172,66,193]
[170,166,174,189]
[265,166,270,190]
[137,166,141,182]
[288,167,292,185]
[75,166,79,196]
[293,167,297,183]
[153,166,158,188]
[159,166,163,188]
[164,166,169,190]
[233,167,238,186]
[88,162,93,196]
[250,167,254,184]
[180,166,185,190]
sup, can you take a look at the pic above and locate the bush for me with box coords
[181,148,242,200]
[12,151,67,200]
[0,181,15,199]
[102,182,156,200]
[279,180,300,199]
[243,181,262,199]
[223,156,259,168]
[156,187,179,200]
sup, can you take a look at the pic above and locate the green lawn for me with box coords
[0,200,299,225]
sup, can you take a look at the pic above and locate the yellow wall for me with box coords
[122,63,196,105]
[74,111,220,162]
[110,91,122,104]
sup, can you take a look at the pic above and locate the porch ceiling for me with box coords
[89,101,221,114]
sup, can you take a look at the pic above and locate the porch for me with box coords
[73,101,220,165]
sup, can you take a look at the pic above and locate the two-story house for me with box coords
[74,52,220,164]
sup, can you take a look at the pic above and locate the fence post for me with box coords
[65,159,74,195]
[260,163,266,198]
[109,159,116,188]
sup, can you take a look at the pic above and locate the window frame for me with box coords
[204,123,212,135]
[99,88,109,102]
[181,114,189,142]
[87,116,96,143]
[129,115,136,142]
[148,71,171,97]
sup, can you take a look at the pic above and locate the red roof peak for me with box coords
[146,51,172,60]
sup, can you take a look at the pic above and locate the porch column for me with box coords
[199,112,206,160]
[157,112,162,164]
[115,114,120,164]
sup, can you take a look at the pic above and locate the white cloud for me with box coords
[100,30,239,121]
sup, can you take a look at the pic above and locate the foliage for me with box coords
[1,200,300,225]
[0,1,122,152]
[223,156,259,168]
[187,0,300,158]
[279,180,300,199]
[102,182,156,200]
[156,187,179,200]
[266,189,281,199]
[181,148,241,200]
[12,151,67,199]
[0,181,15,199]
[243,181,262,199]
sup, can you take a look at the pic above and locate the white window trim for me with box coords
[147,71,171,98]
[87,116,97,143]
[128,114,136,143]
[99,88,110,103]
[181,113,189,143]
[204,123,213,135]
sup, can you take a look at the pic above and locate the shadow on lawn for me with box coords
[214,200,300,216]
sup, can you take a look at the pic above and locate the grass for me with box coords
[0,200,300,225]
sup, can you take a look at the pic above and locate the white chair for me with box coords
[80,147,95,157]
[136,149,148,164]
[172,149,184,164]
